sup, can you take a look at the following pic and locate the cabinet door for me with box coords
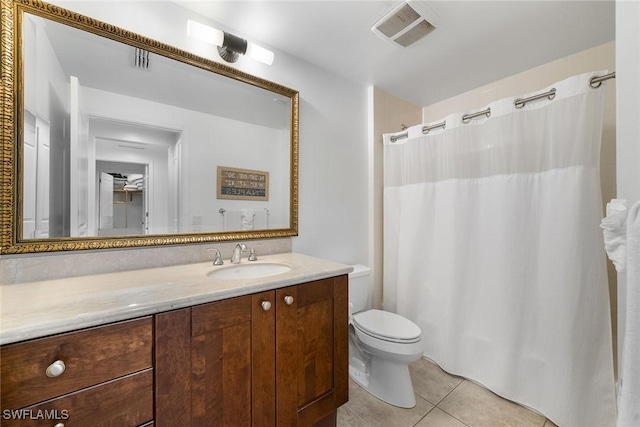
[251,292,276,426]
[155,308,191,427]
[191,292,276,427]
[276,275,349,426]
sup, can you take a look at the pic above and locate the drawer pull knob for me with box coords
[45,360,66,377]
[284,295,294,306]
[54,424,65,427]
[261,301,272,311]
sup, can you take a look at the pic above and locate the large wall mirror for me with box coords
[0,0,299,254]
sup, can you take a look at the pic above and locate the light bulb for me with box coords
[187,20,224,47]
[246,42,275,65]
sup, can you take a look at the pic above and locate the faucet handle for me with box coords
[248,247,258,261]
[207,248,224,265]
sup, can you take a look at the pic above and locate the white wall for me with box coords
[23,14,70,238]
[616,2,640,204]
[183,116,289,232]
[24,15,68,123]
[48,0,370,266]
[615,0,640,389]
[84,87,290,233]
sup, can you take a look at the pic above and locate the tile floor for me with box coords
[338,358,560,427]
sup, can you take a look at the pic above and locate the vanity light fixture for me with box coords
[187,19,274,65]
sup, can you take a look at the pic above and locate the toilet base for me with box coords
[349,356,417,408]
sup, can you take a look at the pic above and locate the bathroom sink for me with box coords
[207,263,292,280]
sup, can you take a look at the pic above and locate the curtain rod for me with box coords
[589,71,616,88]
[514,88,556,109]
[389,71,616,142]
[390,120,447,142]
[512,72,615,110]
[462,108,491,123]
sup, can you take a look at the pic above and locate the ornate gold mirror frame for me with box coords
[0,0,299,254]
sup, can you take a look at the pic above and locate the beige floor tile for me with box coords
[438,380,546,427]
[337,405,368,427]
[543,419,559,427]
[409,358,464,405]
[345,380,434,427]
[415,407,469,427]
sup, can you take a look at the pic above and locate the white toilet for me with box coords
[348,265,424,408]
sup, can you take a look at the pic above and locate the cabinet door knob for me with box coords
[54,423,65,427]
[261,301,272,311]
[45,360,66,378]
[284,295,294,306]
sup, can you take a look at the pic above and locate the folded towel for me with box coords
[617,200,640,427]
[127,174,144,184]
[601,199,628,272]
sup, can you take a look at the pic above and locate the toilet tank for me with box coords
[349,265,372,314]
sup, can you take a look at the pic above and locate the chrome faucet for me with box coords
[207,248,224,265]
[231,243,247,264]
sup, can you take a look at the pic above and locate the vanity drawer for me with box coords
[0,317,153,410]
[0,369,153,427]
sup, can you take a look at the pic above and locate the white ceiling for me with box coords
[37,14,292,129]
[177,0,615,106]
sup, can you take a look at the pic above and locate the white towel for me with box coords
[241,209,255,230]
[601,199,628,272]
[127,174,144,183]
[617,200,640,427]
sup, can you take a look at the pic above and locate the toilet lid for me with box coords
[353,309,421,343]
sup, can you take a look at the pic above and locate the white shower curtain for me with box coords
[383,72,617,427]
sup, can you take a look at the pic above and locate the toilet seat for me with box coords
[352,309,421,344]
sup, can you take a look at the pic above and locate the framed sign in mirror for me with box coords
[217,167,269,201]
[0,0,299,254]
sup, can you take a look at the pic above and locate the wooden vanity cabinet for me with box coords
[155,275,348,427]
[0,274,347,427]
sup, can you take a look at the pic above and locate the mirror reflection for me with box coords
[21,12,293,240]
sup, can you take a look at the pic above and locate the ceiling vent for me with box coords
[133,47,150,69]
[372,2,437,47]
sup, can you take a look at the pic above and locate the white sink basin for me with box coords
[207,263,292,280]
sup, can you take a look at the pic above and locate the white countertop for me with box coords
[0,252,352,345]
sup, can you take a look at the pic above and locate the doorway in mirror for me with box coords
[97,164,148,236]
[91,118,181,237]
